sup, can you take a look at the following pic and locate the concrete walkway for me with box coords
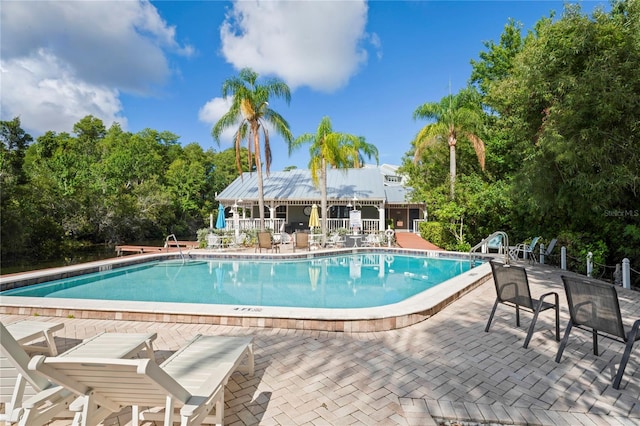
[1,261,639,425]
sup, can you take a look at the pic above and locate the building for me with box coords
[216,165,426,234]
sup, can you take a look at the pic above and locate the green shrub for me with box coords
[420,221,453,250]
[557,231,608,277]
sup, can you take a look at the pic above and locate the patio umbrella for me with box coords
[216,206,226,229]
[308,204,320,231]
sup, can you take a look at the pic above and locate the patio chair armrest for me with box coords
[630,319,640,341]
[539,291,559,305]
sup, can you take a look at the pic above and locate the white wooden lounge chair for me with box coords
[1,322,157,426]
[28,334,254,426]
[4,319,65,355]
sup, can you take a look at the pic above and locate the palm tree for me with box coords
[291,116,378,244]
[212,68,293,231]
[344,136,379,168]
[412,87,486,199]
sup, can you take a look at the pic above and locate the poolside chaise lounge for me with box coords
[485,261,560,348]
[3,319,65,356]
[555,275,640,389]
[0,322,156,426]
[28,334,254,426]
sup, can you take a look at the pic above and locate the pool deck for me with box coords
[2,260,639,425]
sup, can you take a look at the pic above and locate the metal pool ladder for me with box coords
[469,231,509,265]
[165,234,186,263]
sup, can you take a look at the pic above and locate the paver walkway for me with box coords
[1,262,638,425]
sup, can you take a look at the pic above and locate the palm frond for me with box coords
[263,126,272,176]
[466,133,486,170]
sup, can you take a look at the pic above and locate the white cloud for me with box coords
[219,0,371,92]
[198,97,238,144]
[0,0,192,134]
[1,50,126,134]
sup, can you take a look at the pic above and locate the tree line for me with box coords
[0,115,250,264]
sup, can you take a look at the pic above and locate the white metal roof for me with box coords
[217,166,417,205]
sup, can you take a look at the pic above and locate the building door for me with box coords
[408,209,420,231]
[388,208,407,230]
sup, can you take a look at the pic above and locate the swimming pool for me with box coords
[0,249,493,331]
[1,254,474,309]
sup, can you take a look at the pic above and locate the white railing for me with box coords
[225,218,380,234]
[412,219,427,234]
[325,219,380,234]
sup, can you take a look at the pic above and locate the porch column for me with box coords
[378,204,386,232]
[269,207,275,230]
[233,208,239,238]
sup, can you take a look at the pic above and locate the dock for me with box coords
[115,241,199,256]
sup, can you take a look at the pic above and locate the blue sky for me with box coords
[1,0,609,171]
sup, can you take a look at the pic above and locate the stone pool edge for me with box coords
[0,249,494,332]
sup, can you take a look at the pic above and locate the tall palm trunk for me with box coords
[448,126,457,200]
[320,157,328,246]
[252,122,266,231]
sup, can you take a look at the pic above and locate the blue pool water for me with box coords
[1,254,477,309]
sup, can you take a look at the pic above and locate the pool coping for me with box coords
[0,248,494,332]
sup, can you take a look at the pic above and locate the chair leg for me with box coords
[515,305,520,327]
[555,320,574,363]
[613,319,640,389]
[523,303,544,349]
[592,330,599,356]
[485,299,500,332]
[554,293,560,341]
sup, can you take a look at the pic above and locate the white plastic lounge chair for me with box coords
[486,234,504,254]
[509,236,541,262]
[326,233,345,248]
[4,320,64,355]
[206,234,222,250]
[362,233,381,247]
[1,322,157,426]
[29,334,254,426]
[228,233,247,249]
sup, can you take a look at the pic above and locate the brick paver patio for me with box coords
[2,262,638,425]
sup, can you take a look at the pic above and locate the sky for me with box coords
[1,0,610,172]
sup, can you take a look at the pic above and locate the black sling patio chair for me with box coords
[485,261,560,348]
[555,275,640,389]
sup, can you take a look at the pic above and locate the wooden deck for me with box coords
[115,241,199,256]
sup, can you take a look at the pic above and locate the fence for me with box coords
[540,244,638,290]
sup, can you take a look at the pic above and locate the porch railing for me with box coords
[225,218,381,233]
